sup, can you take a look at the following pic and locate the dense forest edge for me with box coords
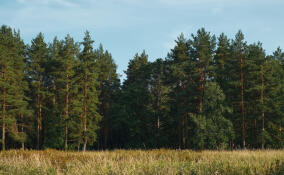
[1,24,284,151]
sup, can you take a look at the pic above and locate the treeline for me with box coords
[1,25,284,151]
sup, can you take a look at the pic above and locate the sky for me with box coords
[0,0,283,80]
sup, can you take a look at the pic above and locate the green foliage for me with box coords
[189,82,234,149]
[1,24,284,150]
[77,31,101,150]
[0,25,31,150]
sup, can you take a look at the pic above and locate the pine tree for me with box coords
[149,58,170,147]
[27,33,48,149]
[246,43,266,148]
[214,33,231,91]
[94,44,119,149]
[78,31,101,151]
[0,25,30,150]
[188,28,216,114]
[0,26,14,150]
[190,82,234,149]
[264,48,284,148]
[166,33,193,148]
[229,30,248,148]
[44,37,64,149]
[57,35,79,150]
[119,51,153,148]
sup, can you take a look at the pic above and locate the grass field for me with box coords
[0,149,284,175]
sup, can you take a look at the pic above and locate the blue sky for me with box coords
[1,0,283,80]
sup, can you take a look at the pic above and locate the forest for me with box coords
[1,24,284,151]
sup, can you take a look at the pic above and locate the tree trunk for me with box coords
[37,76,42,150]
[156,84,161,139]
[2,89,6,150]
[103,119,108,149]
[181,81,186,149]
[280,125,282,144]
[261,70,265,149]
[185,114,188,148]
[83,140,87,152]
[77,142,80,152]
[254,118,257,148]
[199,67,204,113]
[2,69,6,150]
[53,78,56,105]
[1,104,5,151]
[178,117,181,148]
[65,75,69,150]
[157,116,160,130]
[182,115,185,149]
[21,114,25,150]
[240,57,245,149]
[65,125,68,150]
[83,74,88,152]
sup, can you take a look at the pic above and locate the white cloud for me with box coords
[157,0,226,5]
[162,25,193,50]
[16,0,26,3]
[15,0,77,7]
[163,41,175,51]
[211,6,223,15]
[51,0,77,7]
[156,0,282,6]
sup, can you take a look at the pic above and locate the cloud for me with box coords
[15,0,77,7]
[157,0,228,5]
[211,6,223,14]
[162,25,194,51]
[163,41,175,51]
[16,0,26,3]
[50,0,77,7]
[1,0,283,80]
[155,0,282,6]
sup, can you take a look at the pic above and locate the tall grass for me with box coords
[0,149,284,175]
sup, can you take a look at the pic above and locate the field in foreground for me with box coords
[1,150,284,175]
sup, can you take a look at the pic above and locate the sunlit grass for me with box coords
[0,149,284,174]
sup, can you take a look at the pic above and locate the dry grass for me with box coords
[0,149,284,174]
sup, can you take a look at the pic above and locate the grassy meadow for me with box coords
[0,149,284,175]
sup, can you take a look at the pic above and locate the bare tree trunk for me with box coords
[254,118,257,147]
[157,116,160,130]
[37,76,42,150]
[182,115,185,149]
[178,117,181,148]
[65,75,69,150]
[65,125,68,150]
[240,57,245,149]
[83,140,87,152]
[83,74,88,152]
[53,79,56,105]
[2,69,6,151]
[2,87,6,150]
[182,82,186,149]
[280,125,282,144]
[53,78,57,150]
[103,119,108,149]
[199,68,204,113]
[156,83,161,143]
[78,113,82,151]
[1,99,5,151]
[77,142,80,152]
[185,114,188,148]
[261,71,265,149]
[21,114,25,150]
[221,63,225,82]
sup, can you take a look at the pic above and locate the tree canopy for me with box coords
[1,25,284,150]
